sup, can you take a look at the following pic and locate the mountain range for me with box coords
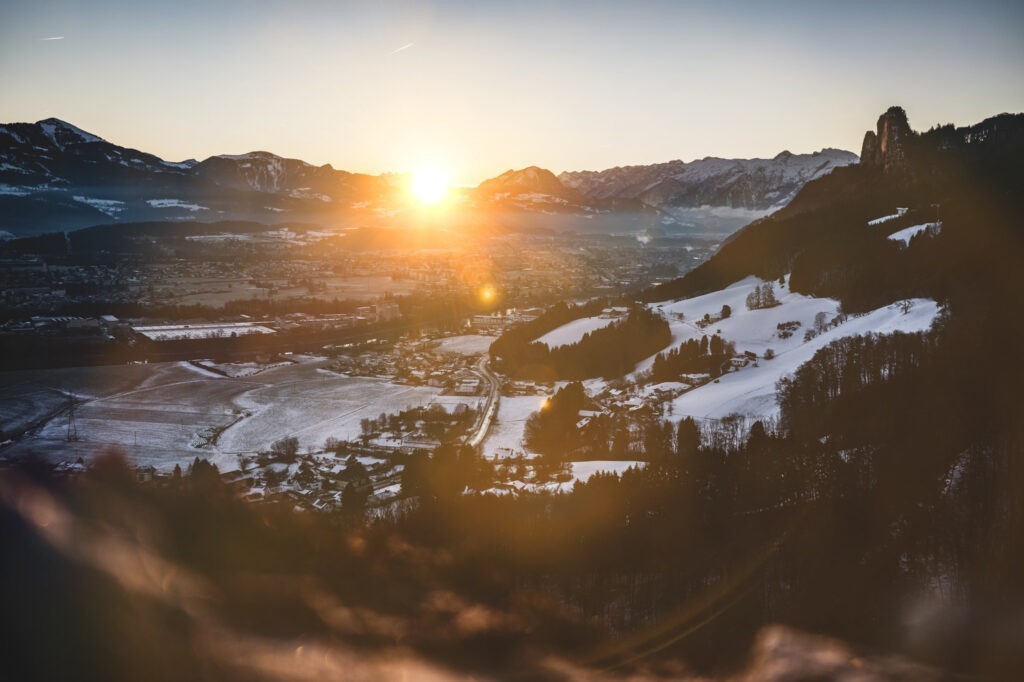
[559,148,857,211]
[0,118,856,238]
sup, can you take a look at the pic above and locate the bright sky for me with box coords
[2,0,1022,183]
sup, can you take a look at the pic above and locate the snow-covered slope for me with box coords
[641,277,940,421]
[887,222,941,246]
[534,315,619,348]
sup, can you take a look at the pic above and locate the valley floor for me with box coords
[0,357,481,472]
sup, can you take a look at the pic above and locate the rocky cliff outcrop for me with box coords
[860,106,913,171]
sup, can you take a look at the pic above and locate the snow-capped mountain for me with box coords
[477,166,583,202]
[471,165,687,236]
[559,148,858,212]
[470,151,857,237]
[0,118,388,235]
[0,117,195,189]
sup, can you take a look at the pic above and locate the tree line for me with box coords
[491,305,671,380]
[649,334,734,382]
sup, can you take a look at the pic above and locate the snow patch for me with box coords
[0,184,31,196]
[569,460,645,484]
[534,314,620,348]
[888,222,941,246]
[147,199,209,212]
[73,195,126,217]
[868,208,908,225]
[39,119,102,148]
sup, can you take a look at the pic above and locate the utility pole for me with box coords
[66,392,79,442]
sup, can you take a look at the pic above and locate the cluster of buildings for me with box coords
[470,307,543,333]
[331,333,489,395]
[1,301,403,345]
[2,313,127,339]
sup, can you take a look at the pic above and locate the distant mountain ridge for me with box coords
[190,151,383,201]
[477,166,581,201]
[1,117,855,237]
[0,118,393,235]
[559,148,859,212]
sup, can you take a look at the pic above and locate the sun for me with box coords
[410,166,450,204]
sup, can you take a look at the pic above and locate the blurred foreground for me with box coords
[2,453,1004,681]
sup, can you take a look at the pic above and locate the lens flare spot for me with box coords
[479,285,497,304]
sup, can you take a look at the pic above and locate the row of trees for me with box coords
[492,306,671,380]
[358,403,477,443]
[745,281,780,310]
[400,442,494,499]
[649,334,735,382]
[523,382,589,456]
[488,299,608,361]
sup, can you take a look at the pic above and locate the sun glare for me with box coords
[479,284,497,304]
[411,166,450,204]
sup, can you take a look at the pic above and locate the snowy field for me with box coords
[568,460,645,483]
[480,395,546,459]
[887,222,940,246]
[649,277,940,421]
[73,195,125,217]
[534,315,617,348]
[193,359,294,378]
[484,460,646,496]
[0,358,471,472]
[435,335,494,356]
[216,370,445,456]
[0,363,165,440]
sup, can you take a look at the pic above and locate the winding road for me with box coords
[467,355,500,449]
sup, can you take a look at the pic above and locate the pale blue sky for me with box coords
[2,0,1022,182]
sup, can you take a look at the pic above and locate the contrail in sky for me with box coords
[390,42,413,54]
[41,36,65,41]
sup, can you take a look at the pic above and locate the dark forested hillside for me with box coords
[642,108,1024,312]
